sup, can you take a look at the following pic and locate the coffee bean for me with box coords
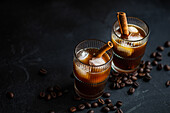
[156,52,162,57]
[166,80,170,86]
[6,92,14,99]
[87,110,94,113]
[92,102,98,108]
[57,91,63,97]
[140,60,145,66]
[143,73,152,81]
[168,52,170,56]
[116,79,122,84]
[107,103,114,108]
[47,87,54,92]
[48,110,55,113]
[155,56,162,61]
[125,79,133,85]
[145,61,151,66]
[78,104,85,110]
[133,82,139,88]
[70,106,76,113]
[157,46,164,51]
[122,76,128,81]
[39,92,45,98]
[138,68,144,73]
[150,52,156,58]
[116,108,123,113]
[120,83,125,88]
[146,65,153,70]
[116,83,121,89]
[116,101,123,108]
[39,68,47,75]
[164,41,170,47]
[131,76,137,81]
[101,106,110,112]
[164,65,170,71]
[54,85,62,91]
[74,95,81,101]
[105,99,112,104]
[132,72,138,77]
[157,64,163,70]
[110,83,116,89]
[128,87,135,94]
[138,73,146,77]
[144,68,151,73]
[112,71,119,76]
[50,92,57,99]
[84,102,91,108]
[110,106,117,111]
[46,94,51,100]
[103,92,111,98]
[98,98,105,105]
[152,60,158,66]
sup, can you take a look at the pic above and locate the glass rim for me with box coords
[74,39,113,67]
[112,16,150,42]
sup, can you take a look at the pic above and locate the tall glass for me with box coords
[73,39,113,100]
[111,17,149,73]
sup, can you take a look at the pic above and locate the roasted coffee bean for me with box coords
[116,108,123,113]
[110,83,116,89]
[116,83,121,89]
[131,76,137,81]
[46,94,51,100]
[125,79,133,85]
[98,98,105,105]
[152,60,158,66]
[144,68,151,73]
[120,83,126,88]
[57,91,62,97]
[103,92,111,98]
[150,52,156,58]
[39,92,45,98]
[84,102,91,108]
[164,41,170,47]
[122,76,128,81]
[39,68,47,75]
[164,65,170,71]
[6,92,14,99]
[168,52,170,56]
[51,92,57,98]
[54,85,62,91]
[146,65,153,70]
[133,82,139,88]
[107,103,113,108]
[145,61,151,66]
[101,106,110,112]
[70,106,76,113]
[166,80,170,86]
[47,87,54,92]
[132,72,138,77]
[112,71,119,76]
[110,106,117,111]
[92,102,98,108]
[138,73,146,77]
[48,110,55,113]
[157,64,163,70]
[157,46,164,51]
[155,56,162,61]
[156,52,162,57]
[78,104,85,110]
[138,68,144,73]
[143,73,152,81]
[140,60,145,67]
[74,95,81,101]
[116,79,122,84]
[87,110,94,113]
[128,87,135,94]
[116,101,123,108]
[105,99,112,104]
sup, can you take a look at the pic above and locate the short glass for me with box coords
[73,39,113,100]
[111,17,149,73]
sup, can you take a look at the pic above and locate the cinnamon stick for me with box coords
[95,41,113,58]
[117,12,129,38]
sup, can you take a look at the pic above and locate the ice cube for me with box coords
[75,63,89,79]
[117,44,134,56]
[128,26,138,33]
[128,35,143,41]
[78,50,89,61]
[89,57,106,66]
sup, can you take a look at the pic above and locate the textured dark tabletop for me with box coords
[0,0,170,113]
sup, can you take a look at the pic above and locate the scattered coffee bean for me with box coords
[70,106,76,113]
[164,65,170,71]
[128,87,135,94]
[156,52,162,57]
[84,102,91,108]
[105,99,112,104]
[46,94,51,100]
[116,101,123,108]
[120,83,126,88]
[112,71,119,76]
[168,52,170,56]
[74,95,81,101]
[157,64,163,70]
[131,76,137,81]
[39,68,47,75]
[155,56,162,61]
[116,83,121,89]
[39,92,45,98]
[140,60,145,67]
[157,46,164,51]
[166,80,170,87]
[6,92,14,99]
[54,85,62,91]
[110,83,116,89]
[138,68,144,73]
[57,91,63,97]
[116,108,123,113]
[145,61,151,66]
[116,79,122,84]
[138,73,146,77]
[48,110,55,113]
[47,87,54,92]
[107,103,114,108]
[144,68,151,73]
[98,98,105,105]
[92,102,98,108]
[164,41,170,47]
[132,72,138,77]
[51,92,57,99]
[143,73,152,81]
[133,82,139,88]
[87,110,94,113]
[146,65,153,70]
[103,92,111,98]
[101,106,110,113]
[152,60,158,66]
[78,104,85,110]
[150,52,156,58]
[125,79,133,85]
[122,76,128,81]
[110,106,117,111]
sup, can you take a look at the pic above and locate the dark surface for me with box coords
[0,0,170,113]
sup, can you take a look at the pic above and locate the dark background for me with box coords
[0,0,170,113]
